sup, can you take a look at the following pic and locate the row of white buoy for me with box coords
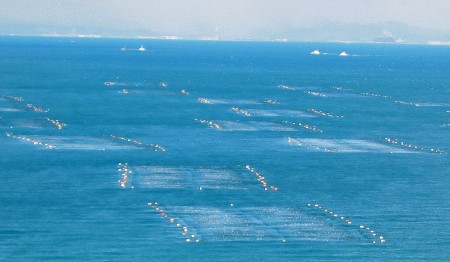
[304,91,327,97]
[147,201,202,243]
[5,132,55,149]
[244,165,278,191]
[2,95,50,113]
[287,137,338,153]
[281,120,323,133]
[117,162,132,188]
[231,107,252,117]
[308,108,344,118]
[384,137,447,154]
[110,134,166,152]
[331,86,391,98]
[278,85,295,90]
[331,86,352,91]
[263,98,280,104]
[194,118,221,129]
[307,203,386,244]
[394,100,421,107]
[104,81,116,86]
[26,103,49,113]
[360,92,391,99]
[45,117,66,130]
[197,97,214,104]
[1,95,24,102]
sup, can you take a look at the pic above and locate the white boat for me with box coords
[339,51,349,56]
[120,46,126,51]
[310,49,321,55]
[138,45,146,51]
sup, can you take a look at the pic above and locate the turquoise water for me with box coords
[0,37,449,261]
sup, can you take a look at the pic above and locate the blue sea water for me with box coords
[0,36,449,261]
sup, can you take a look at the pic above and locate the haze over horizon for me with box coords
[1,0,450,43]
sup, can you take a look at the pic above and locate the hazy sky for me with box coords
[1,0,449,37]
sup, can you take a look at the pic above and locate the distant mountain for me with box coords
[0,22,158,38]
[254,22,450,44]
[2,21,450,44]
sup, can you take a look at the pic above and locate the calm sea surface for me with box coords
[0,37,449,261]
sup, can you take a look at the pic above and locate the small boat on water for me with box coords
[138,45,146,51]
[310,49,321,55]
[339,51,349,56]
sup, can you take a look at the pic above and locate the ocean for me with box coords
[0,36,449,261]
